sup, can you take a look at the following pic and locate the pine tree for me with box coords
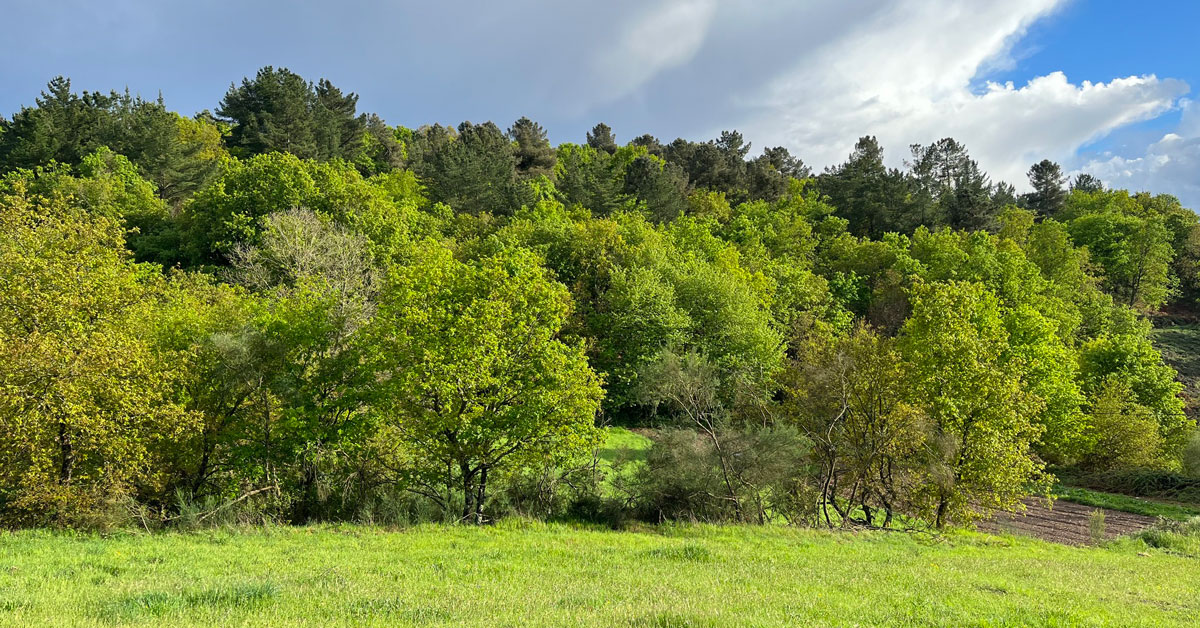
[508,116,556,178]
[1070,173,1103,194]
[586,123,618,154]
[1024,159,1067,217]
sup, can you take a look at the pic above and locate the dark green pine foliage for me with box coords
[313,79,366,161]
[818,136,914,237]
[586,123,618,154]
[1024,159,1068,217]
[101,93,221,204]
[555,145,624,216]
[508,117,556,178]
[908,138,996,231]
[759,146,810,180]
[0,77,110,169]
[1070,173,1104,194]
[415,121,528,216]
[624,154,689,223]
[217,67,366,162]
[746,146,809,201]
[629,133,664,156]
[0,78,221,204]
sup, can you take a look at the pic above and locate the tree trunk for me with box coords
[474,465,488,525]
[460,461,476,523]
[57,422,73,483]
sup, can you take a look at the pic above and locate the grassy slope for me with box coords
[1,523,1197,628]
[1053,485,1200,521]
[1149,323,1200,417]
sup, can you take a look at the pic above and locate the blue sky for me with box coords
[2,0,1197,207]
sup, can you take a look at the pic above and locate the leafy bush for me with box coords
[1137,517,1200,558]
[630,426,811,524]
[1183,431,1200,478]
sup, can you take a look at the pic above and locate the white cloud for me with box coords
[590,0,719,105]
[735,0,1188,187]
[1078,100,1200,209]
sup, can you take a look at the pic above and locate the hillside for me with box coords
[1150,324,1200,419]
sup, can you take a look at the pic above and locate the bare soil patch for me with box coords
[980,498,1159,545]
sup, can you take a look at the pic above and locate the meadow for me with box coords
[1,522,1198,628]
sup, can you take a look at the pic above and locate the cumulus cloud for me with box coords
[1078,100,1200,209]
[734,0,1187,186]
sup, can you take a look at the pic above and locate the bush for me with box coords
[1082,379,1165,471]
[1183,431,1200,478]
[1137,517,1200,558]
[631,426,811,524]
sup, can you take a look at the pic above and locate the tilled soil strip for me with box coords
[979,498,1159,545]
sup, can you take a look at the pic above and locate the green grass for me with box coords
[596,426,653,466]
[1149,323,1200,412]
[1053,485,1200,521]
[1,522,1197,627]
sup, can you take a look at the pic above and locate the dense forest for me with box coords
[2,67,1199,530]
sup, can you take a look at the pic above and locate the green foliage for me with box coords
[365,243,603,523]
[0,176,190,526]
[1,73,1195,533]
[784,325,929,527]
[409,121,531,217]
[1183,430,1200,477]
[217,67,367,162]
[1024,159,1067,217]
[900,281,1048,526]
[1064,190,1175,310]
[1084,378,1165,471]
[1078,329,1189,456]
[508,117,556,178]
[0,78,226,204]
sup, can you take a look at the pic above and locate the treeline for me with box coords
[1,67,1198,529]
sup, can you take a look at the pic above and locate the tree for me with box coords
[1078,329,1189,455]
[217,67,366,162]
[784,325,929,528]
[1025,159,1067,217]
[900,281,1046,527]
[414,121,528,216]
[0,76,108,169]
[508,116,556,178]
[1068,208,1174,310]
[0,79,226,205]
[0,174,191,526]
[365,244,603,523]
[623,154,689,222]
[638,350,742,517]
[593,266,691,410]
[1082,378,1164,470]
[586,123,617,154]
[907,138,996,231]
[818,136,915,237]
[553,144,625,216]
[1070,173,1103,194]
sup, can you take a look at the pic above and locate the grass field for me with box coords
[1,522,1198,627]
[1053,485,1200,521]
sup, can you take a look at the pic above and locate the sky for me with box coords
[2,0,1198,208]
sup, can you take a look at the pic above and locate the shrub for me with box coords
[1137,517,1200,558]
[631,426,811,524]
[1183,431,1200,478]
[1083,379,1165,471]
